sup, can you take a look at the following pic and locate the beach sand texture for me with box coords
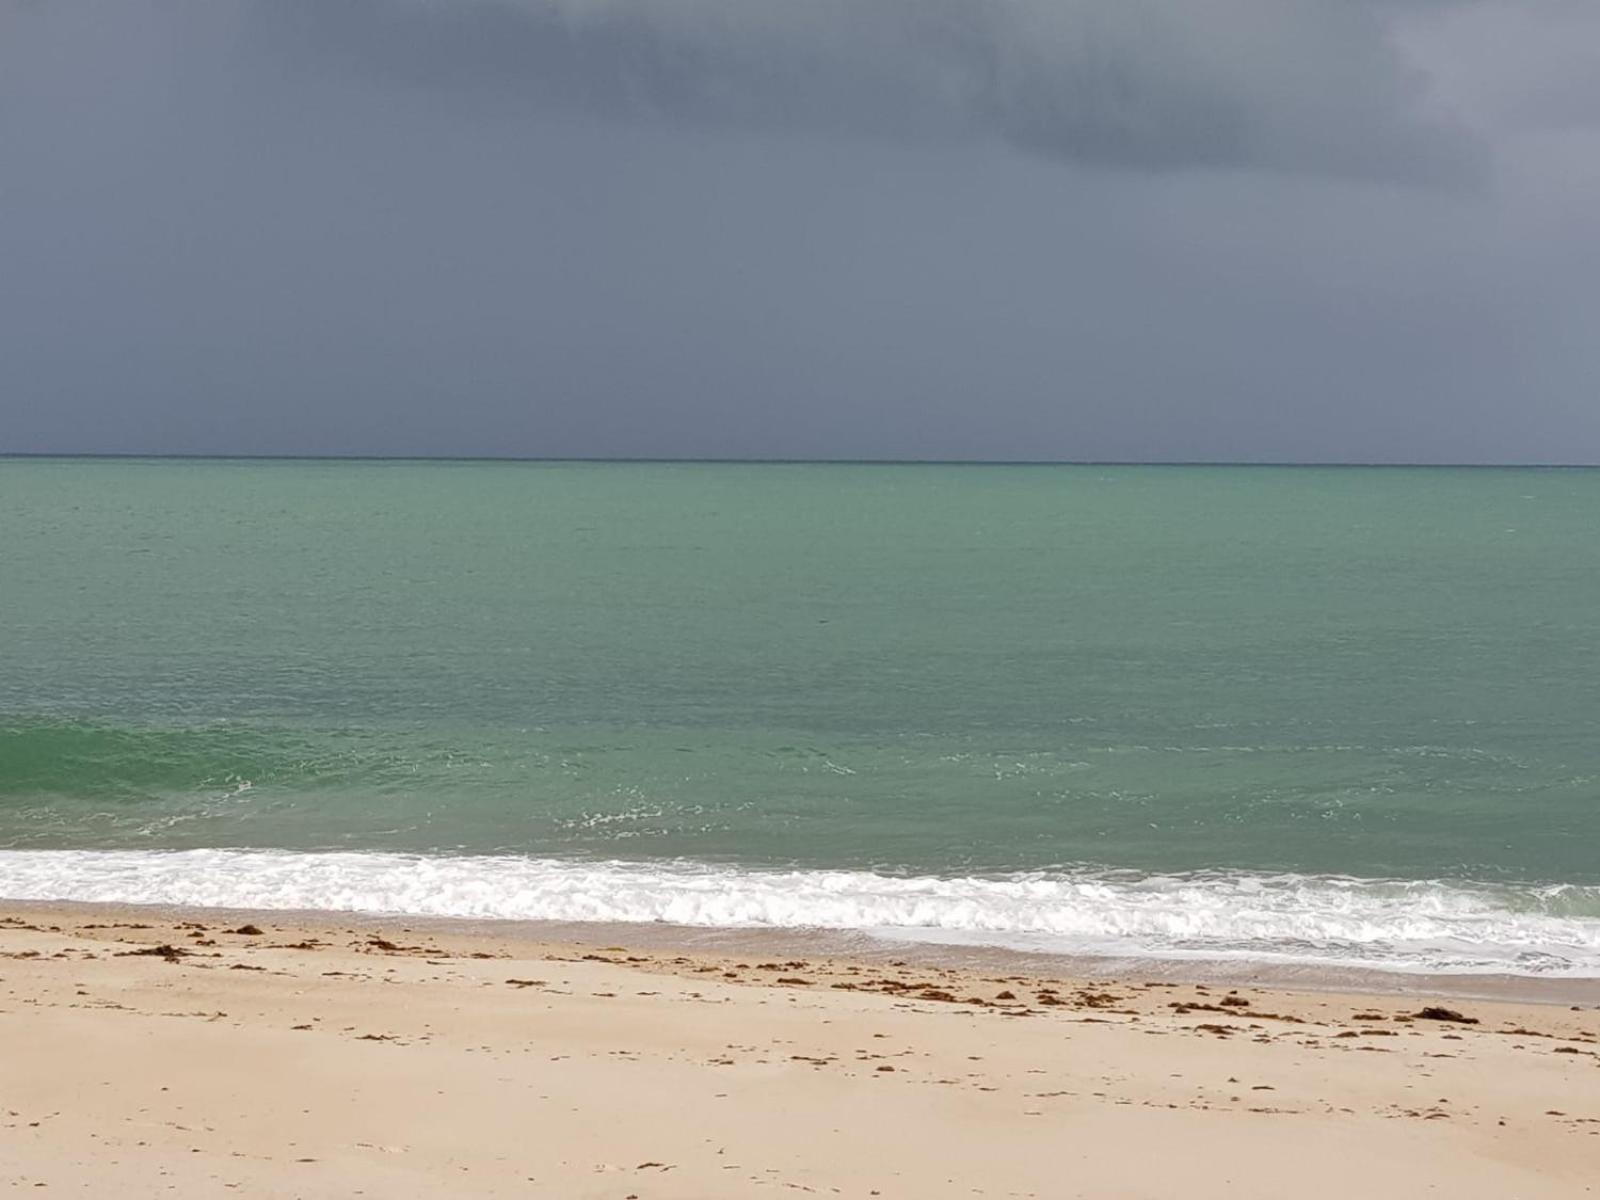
[3,906,1597,1197]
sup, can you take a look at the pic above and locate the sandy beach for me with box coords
[2,904,1597,1197]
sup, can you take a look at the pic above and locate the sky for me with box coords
[2,0,1598,462]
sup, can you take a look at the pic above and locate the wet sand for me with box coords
[3,903,1598,1197]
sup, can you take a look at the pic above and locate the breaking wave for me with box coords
[4,849,1600,976]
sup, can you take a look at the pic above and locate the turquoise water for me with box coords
[3,459,1599,971]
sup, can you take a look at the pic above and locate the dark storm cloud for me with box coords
[252,0,1482,183]
[1,0,1598,463]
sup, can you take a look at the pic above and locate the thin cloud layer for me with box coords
[255,0,1483,182]
[1397,0,1600,132]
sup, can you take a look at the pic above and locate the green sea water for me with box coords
[3,459,1599,971]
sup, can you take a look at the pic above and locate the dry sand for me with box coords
[3,903,1598,1198]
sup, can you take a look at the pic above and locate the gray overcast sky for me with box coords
[2,0,1598,462]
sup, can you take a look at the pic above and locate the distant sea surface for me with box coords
[4,458,1599,975]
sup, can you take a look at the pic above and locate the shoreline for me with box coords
[5,900,1599,1196]
[7,843,1600,987]
[6,896,1600,1008]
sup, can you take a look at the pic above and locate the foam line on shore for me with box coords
[3,849,1599,976]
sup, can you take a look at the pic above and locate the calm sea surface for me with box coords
[3,459,1598,973]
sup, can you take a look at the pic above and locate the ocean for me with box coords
[3,457,1599,975]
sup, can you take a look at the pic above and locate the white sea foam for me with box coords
[3,849,1599,976]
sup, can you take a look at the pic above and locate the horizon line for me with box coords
[2,452,1598,469]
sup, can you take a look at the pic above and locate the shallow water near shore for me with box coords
[8,896,1600,1008]
[5,458,1600,974]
